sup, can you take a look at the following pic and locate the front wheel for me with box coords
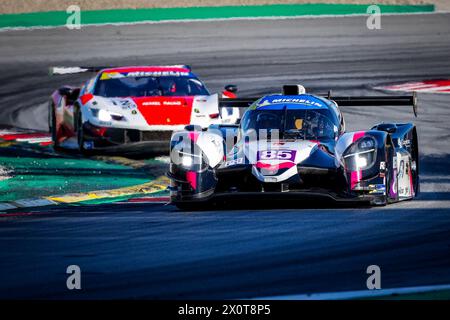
[174,202,210,211]
[49,103,61,150]
[372,143,394,206]
[76,108,91,156]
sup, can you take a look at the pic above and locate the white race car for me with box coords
[49,65,240,154]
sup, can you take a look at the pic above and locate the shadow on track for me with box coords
[421,154,450,175]
[174,197,375,212]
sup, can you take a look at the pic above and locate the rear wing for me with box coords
[219,88,418,117]
[330,94,417,117]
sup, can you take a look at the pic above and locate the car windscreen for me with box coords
[93,75,209,97]
[240,108,338,141]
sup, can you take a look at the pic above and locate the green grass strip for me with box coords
[0,4,435,29]
[0,154,151,202]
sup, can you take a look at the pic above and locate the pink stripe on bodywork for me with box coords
[255,162,296,171]
[188,132,200,143]
[350,131,365,189]
[186,171,197,190]
[350,170,361,189]
[352,131,365,142]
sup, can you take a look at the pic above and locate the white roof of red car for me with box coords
[100,65,191,73]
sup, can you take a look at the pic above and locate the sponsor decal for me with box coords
[142,101,161,106]
[225,158,244,167]
[258,150,296,161]
[100,71,191,80]
[83,141,94,150]
[127,71,190,77]
[100,72,124,80]
[368,184,386,194]
[259,97,324,108]
[402,139,411,147]
[399,186,410,196]
[390,168,398,198]
[399,160,405,179]
[118,99,136,110]
[163,101,182,106]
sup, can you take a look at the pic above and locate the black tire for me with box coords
[373,142,393,206]
[174,202,209,211]
[76,107,91,156]
[384,141,395,205]
[411,128,420,197]
[49,103,61,150]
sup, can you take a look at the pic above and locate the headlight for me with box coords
[182,155,193,167]
[91,109,124,122]
[354,154,368,168]
[98,109,112,122]
[171,149,209,171]
[174,151,202,168]
[343,137,377,171]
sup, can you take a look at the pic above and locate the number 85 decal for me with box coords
[258,150,296,161]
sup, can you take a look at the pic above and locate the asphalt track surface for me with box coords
[1,13,450,299]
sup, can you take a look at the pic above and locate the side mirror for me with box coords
[224,84,238,93]
[58,87,73,96]
[59,87,81,104]
[184,125,202,132]
[374,123,397,134]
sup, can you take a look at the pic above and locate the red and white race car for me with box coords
[49,65,239,154]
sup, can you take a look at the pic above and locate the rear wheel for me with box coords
[411,128,420,197]
[384,139,395,204]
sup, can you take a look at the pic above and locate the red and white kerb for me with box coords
[376,80,450,94]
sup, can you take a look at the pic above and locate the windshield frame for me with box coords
[240,106,339,141]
